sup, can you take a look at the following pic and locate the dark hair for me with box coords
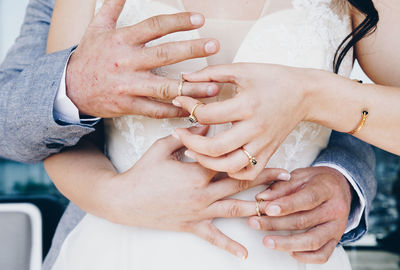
[334,0,379,73]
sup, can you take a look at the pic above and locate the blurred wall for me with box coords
[0,0,30,61]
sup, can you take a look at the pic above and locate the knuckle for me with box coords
[152,108,166,119]
[237,180,250,191]
[295,215,309,230]
[153,82,172,99]
[155,47,171,65]
[310,238,322,251]
[149,16,163,32]
[228,202,241,217]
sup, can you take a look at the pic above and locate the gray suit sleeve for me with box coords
[0,0,94,163]
[313,131,377,244]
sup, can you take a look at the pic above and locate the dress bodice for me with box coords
[98,0,353,174]
[51,2,354,270]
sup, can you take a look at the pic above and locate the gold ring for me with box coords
[256,199,263,217]
[177,75,185,97]
[242,148,258,166]
[189,102,203,124]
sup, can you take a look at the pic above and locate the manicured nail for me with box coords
[207,85,217,96]
[236,251,246,260]
[172,131,180,139]
[266,205,281,216]
[185,150,195,159]
[172,99,181,107]
[205,41,218,54]
[249,219,261,230]
[190,14,204,26]
[264,239,275,249]
[277,172,291,181]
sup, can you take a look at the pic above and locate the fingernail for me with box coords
[236,251,246,260]
[172,99,181,107]
[264,238,275,249]
[249,219,261,230]
[205,41,218,54]
[190,14,204,26]
[207,85,217,96]
[266,205,281,216]
[185,150,195,159]
[172,131,180,139]
[277,172,291,181]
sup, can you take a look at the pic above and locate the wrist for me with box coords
[301,69,332,123]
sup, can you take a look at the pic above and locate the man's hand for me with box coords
[66,0,220,118]
[248,167,353,264]
[99,125,289,259]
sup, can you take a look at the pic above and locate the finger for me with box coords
[133,75,219,100]
[192,220,248,259]
[128,97,189,118]
[256,177,306,202]
[123,13,205,45]
[262,222,336,252]
[248,203,331,232]
[151,125,209,155]
[142,39,219,69]
[173,96,245,124]
[207,168,290,200]
[205,199,269,219]
[183,64,242,84]
[175,122,253,158]
[263,179,332,217]
[228,146,274,181]
[92,0,126,28]
[255,167,310,201]
[292,239,338,264]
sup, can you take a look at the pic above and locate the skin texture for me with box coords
[172,0,400,165]
[45,126,289,259]
[46,0,355,264]
[48,0,221,118]
[252,167,352,264]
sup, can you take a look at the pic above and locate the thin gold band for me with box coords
[177,76,184,97]
[348,110,369,135]
[256,199,263,217]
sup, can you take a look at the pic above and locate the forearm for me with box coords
[44,141,117,219]
[306,70,400,155]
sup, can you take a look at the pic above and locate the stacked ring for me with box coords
[242,148,258,166]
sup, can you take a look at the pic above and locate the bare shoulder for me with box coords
[352,0,400,86]
[47,0,97,53]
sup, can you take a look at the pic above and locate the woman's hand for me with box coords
[250,167,352,264]
[173,63,314,180]
[97,126,290,259]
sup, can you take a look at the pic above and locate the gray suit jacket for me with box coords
[0,0,376,268]
[0,0,94,163]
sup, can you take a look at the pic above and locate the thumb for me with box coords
[92,0,126,28]
[183,64,241,84]
[151,125,209,157]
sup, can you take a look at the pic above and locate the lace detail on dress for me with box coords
[101,0,353,173]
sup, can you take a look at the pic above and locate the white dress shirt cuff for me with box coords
[313,162,366,234]
[54,53,100,124]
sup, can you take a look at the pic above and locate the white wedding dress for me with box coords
[52,0,354,269]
